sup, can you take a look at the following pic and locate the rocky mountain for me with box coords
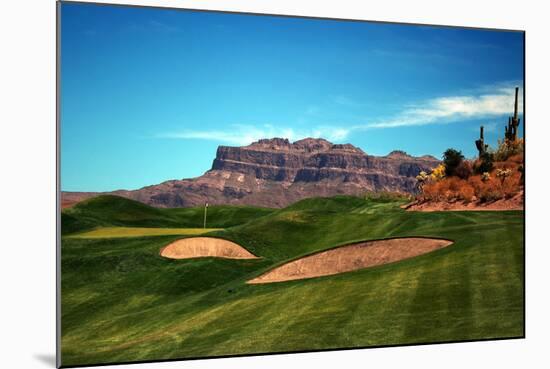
[62,138,440,208]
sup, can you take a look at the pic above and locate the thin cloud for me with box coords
[363,84,523,129]
[158,124,351,146]
[157,83,522,145]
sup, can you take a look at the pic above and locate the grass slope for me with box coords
[61,195,274,235]
[61,195,524,366]
[67,227,223,239]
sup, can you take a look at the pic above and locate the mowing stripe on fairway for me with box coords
[66,227,223,239]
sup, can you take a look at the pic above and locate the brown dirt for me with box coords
[247,237,452,284]
[403,191,524,212]
[160,237,259,260]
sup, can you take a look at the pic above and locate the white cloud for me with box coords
[157,124,351,146]
[157,83,522,145]
[363,84,523,129]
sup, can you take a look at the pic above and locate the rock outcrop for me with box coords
[63,138,440,208]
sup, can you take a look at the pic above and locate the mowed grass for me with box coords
[60,195,524,366]
[62,195,274,235]
[67,227,223,239]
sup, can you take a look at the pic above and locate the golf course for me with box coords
[60,194,524,366]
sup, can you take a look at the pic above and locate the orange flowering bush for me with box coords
[416,139,524,204]
[418,157,522,203]
[422,177,475,202]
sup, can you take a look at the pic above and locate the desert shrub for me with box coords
[422,182,442,201]
[443,148,464,177]
[471,169,520,202]
[415,171,429,193]
[494,138,524,162]
[469,175,484,192]
[430,164,446,181]
[455,160,473,179]
[478,186,503,203]
[421,177,474,202]
[419,146,523,204]
[445,177,462,192]
[446,177,475,201]
[458,183,475,202]
[474,151,494,174]
[473,174,501,202]
[507,153,524,165]
[493,160,517,171]
[496,168,512,185]
[432,179,451,200]
[416,171,429,182]
[500,170,521,199]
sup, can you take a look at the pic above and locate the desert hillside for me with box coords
[63,138,439,208]
[408,87,524,212]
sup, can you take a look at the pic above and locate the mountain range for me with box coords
[62,137,440,208]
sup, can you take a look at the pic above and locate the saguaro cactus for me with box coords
[505,87,521,141]
[475,125,488,158]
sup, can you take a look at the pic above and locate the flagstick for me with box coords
[203,202,208,229]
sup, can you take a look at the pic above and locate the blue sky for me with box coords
[60,2,524,192]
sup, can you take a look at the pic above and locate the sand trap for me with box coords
[160,237,259,260]
[247,237,452,284]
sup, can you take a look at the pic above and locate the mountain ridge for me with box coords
[62,137,440,208]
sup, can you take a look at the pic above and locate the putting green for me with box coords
[67,227,222,239]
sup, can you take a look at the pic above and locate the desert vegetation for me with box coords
[413,86,524,210]
[415,138,524,205]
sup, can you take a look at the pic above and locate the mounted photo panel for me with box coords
[57,1,525,367]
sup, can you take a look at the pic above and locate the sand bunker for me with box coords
[248,237,452,284]
[160,237,259,260]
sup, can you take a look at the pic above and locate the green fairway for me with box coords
[60,195,524,366]
[67,227,223,239]
[62,195,275,235]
